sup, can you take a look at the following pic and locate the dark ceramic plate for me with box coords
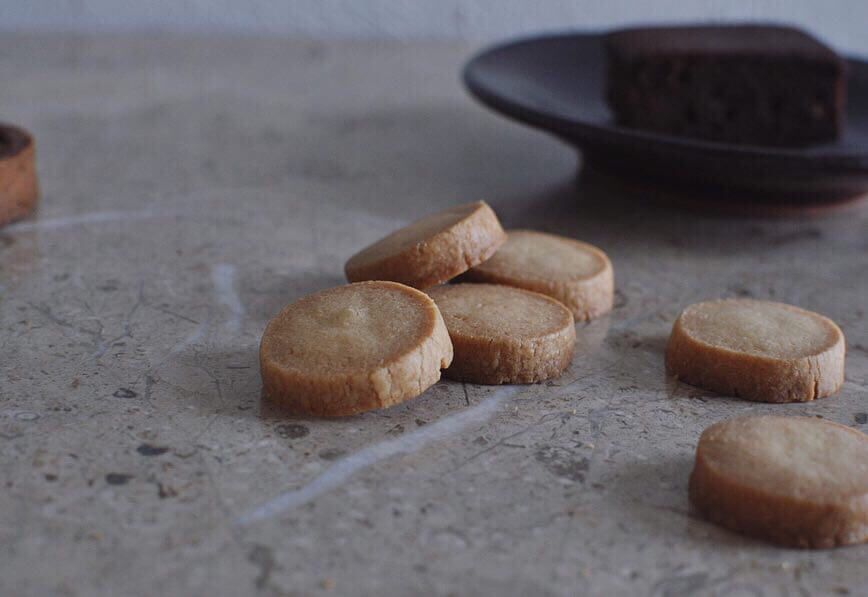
[464,32,868,204]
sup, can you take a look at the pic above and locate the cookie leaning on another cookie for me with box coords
[666,298,845,402]
[427,283,575,384]
[260,281,453,417]
[690,415,868,548]
[461,229,614,321]
[345,200,505,289]
[0,125,38,227]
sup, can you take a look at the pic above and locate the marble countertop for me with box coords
[1,34,867,597]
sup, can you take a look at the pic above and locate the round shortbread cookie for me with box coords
[0,125,38,227]
[690,415,868,548]
[427,283,575,384]
[260,281,453,416]
[666,299,844,403]
[345,200,506,289]
[461,230,614,321]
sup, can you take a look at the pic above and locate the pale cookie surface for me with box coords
[345,200,506,289]
[427,283,575,384]
[0,125,38,227]
[690,415,868,548]
[461,230,614,321]
[666,298,844,402]
[260,281,453,416]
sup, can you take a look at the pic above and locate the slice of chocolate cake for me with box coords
[605,24,846,146]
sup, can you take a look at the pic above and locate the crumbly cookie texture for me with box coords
[345,200,506,289]
[0,126,38,227]
[461,229,613,321]
[666,298,844,402]
[690,415,868,549]
[260,281,453,417]
[427,283,575,384]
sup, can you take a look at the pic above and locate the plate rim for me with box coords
[463,30,868,173]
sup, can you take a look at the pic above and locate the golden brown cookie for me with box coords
[690,415,868,548]
[427,283,575,384]
[345,200,506,289]
[0,125,38,227]
[260,281,453,416]
[460,229,614,321]
[666,299,844,402]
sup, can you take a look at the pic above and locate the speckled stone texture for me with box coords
[1,33,867,597]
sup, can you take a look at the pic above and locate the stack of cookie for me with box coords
[662,297,863,548]
[260,200,613,415]
[258,199,868,550]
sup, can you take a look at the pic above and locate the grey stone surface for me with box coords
[1,33,867,597]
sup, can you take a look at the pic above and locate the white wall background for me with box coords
[3,1,867,56]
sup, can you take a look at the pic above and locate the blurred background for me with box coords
[2,0,867,55]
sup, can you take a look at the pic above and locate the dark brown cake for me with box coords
[605,24,846,146]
